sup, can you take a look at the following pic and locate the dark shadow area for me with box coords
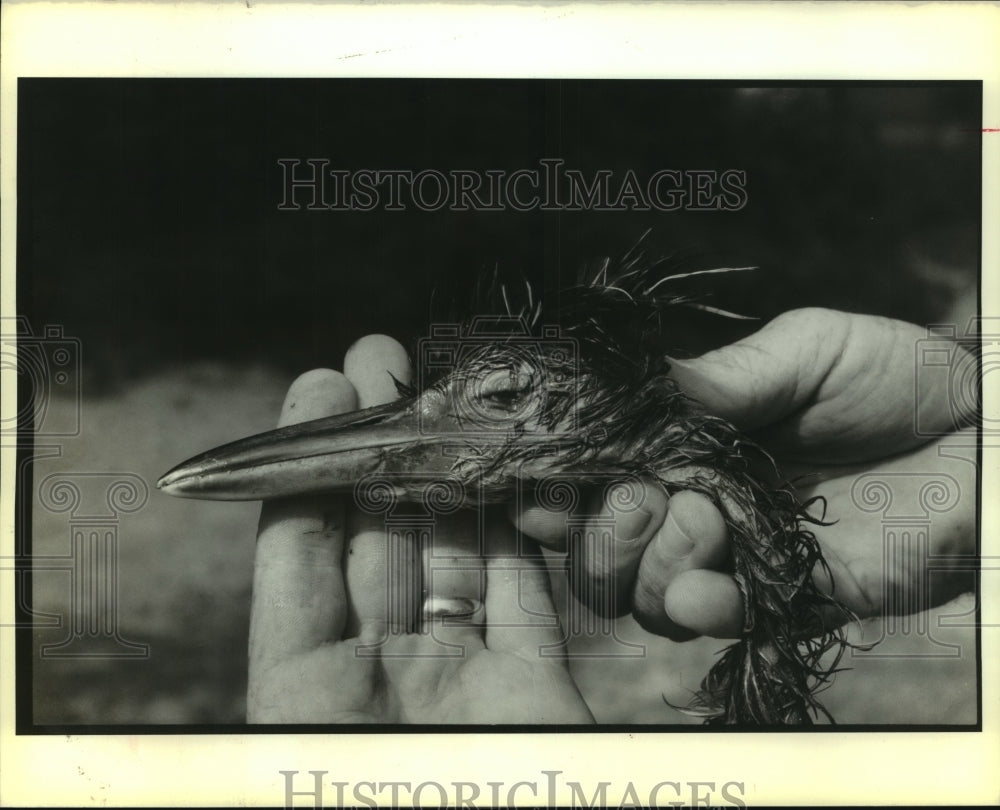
[20,80,980,391]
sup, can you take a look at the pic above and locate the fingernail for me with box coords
[661,510,696,560]
[616,506,654,549]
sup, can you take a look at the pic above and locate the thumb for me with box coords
[667,308,849,432]
[667,344,796,431]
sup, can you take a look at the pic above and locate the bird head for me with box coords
[158,248,758,505]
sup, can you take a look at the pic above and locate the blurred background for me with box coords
[20,79,981,726]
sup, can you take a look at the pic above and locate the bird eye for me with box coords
[483,388,526,409]
[477,368,532,412]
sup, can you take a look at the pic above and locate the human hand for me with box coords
[511,308,977,639]
[247,336,594,724]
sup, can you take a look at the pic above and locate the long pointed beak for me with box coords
[157,399,451,501]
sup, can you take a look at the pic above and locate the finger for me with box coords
[342,333,422,638]
[343,333,412,408]
[485,511,565,660]
[807,522,888,627]
[421,509,487,652]
[507,495,572,551]
[344,509,422,638]
[249,369,358,666]
[569,480,668,618]
[633,490,739,640]
[663,569,745,639]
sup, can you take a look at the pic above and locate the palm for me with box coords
[791,431,976,623]
[382,643,590,724]
[248,636,590,724]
